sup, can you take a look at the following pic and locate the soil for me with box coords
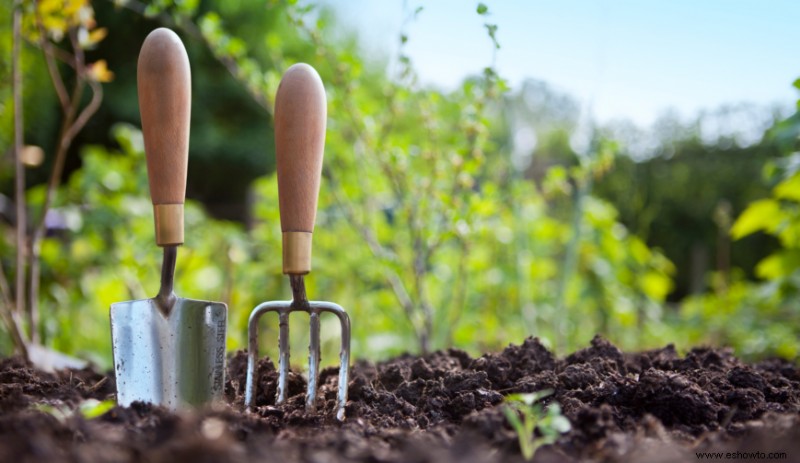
[1,335,799,462]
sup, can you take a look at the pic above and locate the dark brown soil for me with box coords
[1,336,799,462]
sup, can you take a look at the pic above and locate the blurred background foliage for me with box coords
[1,0,799,369]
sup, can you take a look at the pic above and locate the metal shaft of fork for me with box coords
[288,275,322,412]
[155,246,178,314]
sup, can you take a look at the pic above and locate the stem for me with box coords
[116,0,271,111]
[410,228,433,353]
[5,0,29,356]
[554,164,593,352]
[297,4,492,354]
[65,81,103,141]
[36,7,69,113]
[28,25,103,343]
[12,0,28,344]
[300,10,431,349]
[0,261,28,357]
[291,7,440,352]
[513,182,536,335]
[442,239,469,346]
[27,98,75,345]
[325,171,420,337]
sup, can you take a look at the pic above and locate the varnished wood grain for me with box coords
[138,28,190,207]
[275,63,327,234]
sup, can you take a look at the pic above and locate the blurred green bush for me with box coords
[5,120,677,368]
[1,1,798,367]
[676,97,800,359]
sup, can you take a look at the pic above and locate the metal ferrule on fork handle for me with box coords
[282,231,312,275]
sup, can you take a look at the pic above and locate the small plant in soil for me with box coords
[33,398,115,423]
[502,389,571,460]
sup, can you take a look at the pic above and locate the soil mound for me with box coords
[1,336,798,462]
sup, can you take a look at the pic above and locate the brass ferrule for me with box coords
[153,204,184,246]
[282,232,312,275]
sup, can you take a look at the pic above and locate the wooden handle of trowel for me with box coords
[275,63,327,275]
[138,28,191,247]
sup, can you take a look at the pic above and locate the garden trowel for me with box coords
[110,28,227,409]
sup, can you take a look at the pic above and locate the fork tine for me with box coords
[245,301,288,410]
[306,309,321,411]
[245,311,260,410]
[276,309,291,404]
[246,300,350,420]
[335,313,351,421]
[315,301,351,421]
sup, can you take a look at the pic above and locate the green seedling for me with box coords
[33,399,115,422]
[503,390,571,460]
[78,399,116,419]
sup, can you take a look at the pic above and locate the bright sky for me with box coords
[324,0,800,127]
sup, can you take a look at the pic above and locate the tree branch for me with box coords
[35,8,70,112]
[324,169,422,340]
[0,260,29,357]
[27,22,104,344]
[297,10,438,351]
[113,0,271,111]
[64,80,102,142]
[12,0,27,337]
[7,0,30,356]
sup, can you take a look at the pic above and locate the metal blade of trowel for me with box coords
[110,28,227,409]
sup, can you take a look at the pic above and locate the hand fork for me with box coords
[244,63,351,421]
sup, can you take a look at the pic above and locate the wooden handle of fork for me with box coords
[274,63,326,274]
[138,27,191,247]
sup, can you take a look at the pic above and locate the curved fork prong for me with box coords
[246,300,351,421]
[311,301,351,421]
[245,301,291,410]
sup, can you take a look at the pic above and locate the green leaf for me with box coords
[79,399,115,419]
[551,414,571,433]
[143,4,161,18]
[503,405,534,460]
[628,237,651,265]
[484,23,500,49]
[477,3,489,15]
[33,403,70,422]
[506,389,553,406]
[641,271,672,301]
[730,199,782,240]
[774,173,800,202]
[755,250,800,279]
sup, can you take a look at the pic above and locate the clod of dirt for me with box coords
[1,335,799,462]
